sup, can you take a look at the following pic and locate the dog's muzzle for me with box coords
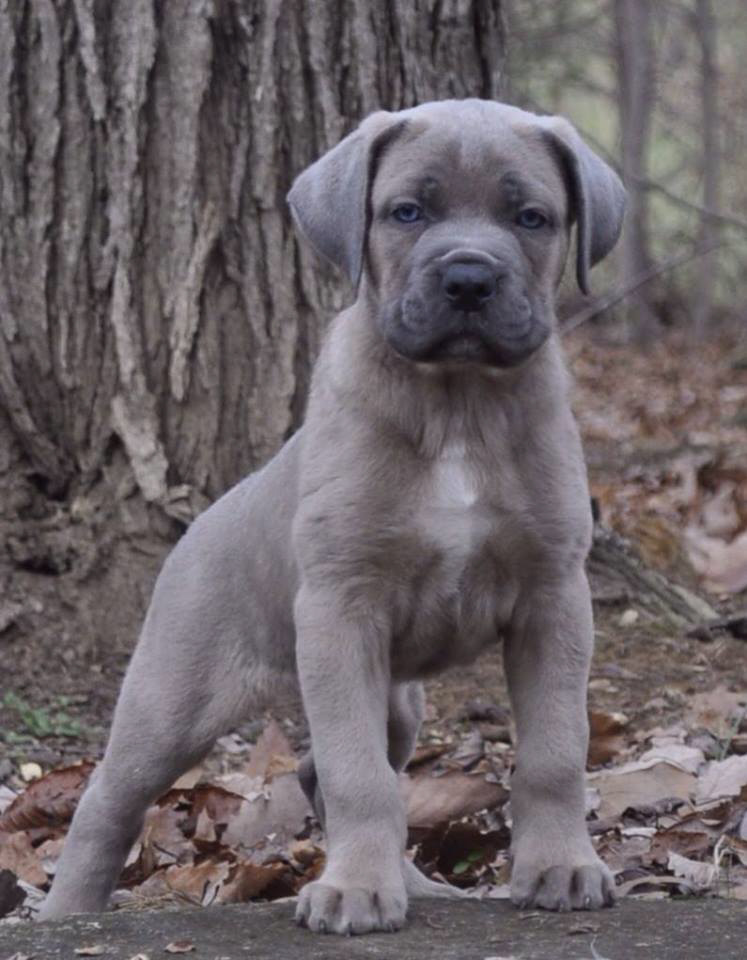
[380,250,550,368]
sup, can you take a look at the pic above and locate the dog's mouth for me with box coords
[382,296,550,368]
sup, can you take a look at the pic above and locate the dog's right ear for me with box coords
[287,112,406,292]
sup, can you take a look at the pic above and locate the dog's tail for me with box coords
[402,857,469,900]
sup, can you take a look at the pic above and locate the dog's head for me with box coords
[288,100,625,368]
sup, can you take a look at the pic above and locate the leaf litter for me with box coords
[3,690,747,919]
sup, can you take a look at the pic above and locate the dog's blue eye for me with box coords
[392,203,422,223]
[516,208,548,230]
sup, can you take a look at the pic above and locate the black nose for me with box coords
[441,261,498,312]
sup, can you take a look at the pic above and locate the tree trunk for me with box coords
[692,0,719,337]
[0,1,506,683]
[613,0,658,341]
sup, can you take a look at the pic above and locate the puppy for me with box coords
[40,99,625,935]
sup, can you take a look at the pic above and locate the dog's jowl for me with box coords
[40,100,625,934]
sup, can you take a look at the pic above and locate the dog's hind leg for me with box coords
[298,680,424,823]
[38,596,257,919]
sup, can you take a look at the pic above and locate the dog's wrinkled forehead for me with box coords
[371,114,569,221]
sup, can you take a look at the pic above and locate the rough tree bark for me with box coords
[613,0,658,341]
[0,1,506,682]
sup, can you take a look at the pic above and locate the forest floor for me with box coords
[2,323,747,921]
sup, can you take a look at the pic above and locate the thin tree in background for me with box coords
[614,0,658,341]
[693,0,720,337]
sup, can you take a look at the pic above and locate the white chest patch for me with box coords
[432,443,478,509]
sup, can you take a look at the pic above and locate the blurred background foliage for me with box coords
[505,0,746,339]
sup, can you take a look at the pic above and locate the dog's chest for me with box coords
[392,444,515,675]
[431,443,479,512]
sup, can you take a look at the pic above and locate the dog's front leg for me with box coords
[504,568,615,911]
[294,586,407,935]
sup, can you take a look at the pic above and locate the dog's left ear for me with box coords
[539,118,627,295]
[287,112,406,291]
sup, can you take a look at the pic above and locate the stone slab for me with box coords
[2,898,746,960]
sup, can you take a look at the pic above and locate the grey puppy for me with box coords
[40,99,625,935]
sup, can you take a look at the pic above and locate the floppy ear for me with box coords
[539,119,627,295]
[287,112,405,291]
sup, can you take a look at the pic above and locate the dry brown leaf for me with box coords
[0,830,47,886]
[289,838,324,868]
[590,759,696,820]
[219,773,310,850]
[588,711,627,767]
[404,770,508,829]
[648,824,714,865]
[244,720,295,780]
[171,766,204,790]
[164,942,195,954]
[164,860,230,905]
[139,805,194,874]
[0,761,95,832]
[217,860,289,903]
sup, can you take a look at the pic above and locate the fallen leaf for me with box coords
[165,860,230,906]
[687,687,746,739]
[648,824,714,865]
[217,860,291,903]
[696,756,747,803]
[219,773,310,850]
[638,743,704,775]
[0,830,47,886]
[567,921,599,935]
[667,851,717,890]
[289,838,324,868]
[590,759,696,819]
[139,805,194,874]
[164,942,195,954]
[245,720,296,780]
[588,711,627,767]
[0,786,17,816]
[171,766,204,790]
[404,771,507,829]
[685,527,747,594]
[0,762,95,832]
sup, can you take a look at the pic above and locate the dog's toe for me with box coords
[512,858,615,913]
[571,863,613,910]
[296,880,406,935]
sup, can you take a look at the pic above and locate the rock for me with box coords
[3,898,747,959]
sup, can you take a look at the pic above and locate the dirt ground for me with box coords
[2,323,747,778]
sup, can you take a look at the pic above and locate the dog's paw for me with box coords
[295,880,407,935]
[511,853,616,912]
